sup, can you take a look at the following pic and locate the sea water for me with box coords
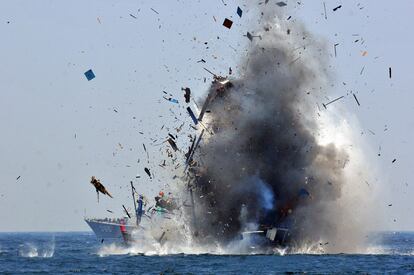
[0,232,414,274]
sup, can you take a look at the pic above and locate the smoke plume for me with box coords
[186,7,374,253]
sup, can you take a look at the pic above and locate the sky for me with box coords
[0,0,413,232]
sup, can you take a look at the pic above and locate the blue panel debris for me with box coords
[84,69,95,81]
[186,107,198,125]
[163,96,178,104]
[237,7,243,18]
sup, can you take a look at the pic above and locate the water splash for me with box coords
[18,236,55,258]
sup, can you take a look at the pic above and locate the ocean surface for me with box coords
[1,232,414,274]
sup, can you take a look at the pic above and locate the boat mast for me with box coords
[130,181,137,214]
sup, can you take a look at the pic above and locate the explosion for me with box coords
[183,7,375,253]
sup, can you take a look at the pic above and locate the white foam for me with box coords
[19,237,55,258]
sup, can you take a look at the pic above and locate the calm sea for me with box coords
[0,232,413,274]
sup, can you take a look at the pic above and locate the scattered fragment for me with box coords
[392,159,397,163]
[276,1,287,7]
[360,66,365,75]
[246,32,253,41]
[167,138,178,151]
[203,67,217,77]
[150,8,159,14]
[182,87,191,103]
[237,7,243,17]
[222,18,233,29]
[184,130,205,172]
[158,231,166,243]
[353,94,360,106]
[388,204,393,207]
[290,56,301,65]
[163,96,179,104]
[187,107,198,125]
[197,59,206,63]
[333,5,342,11]
[90,176,113,202]
[129,14,137,19]
[323,2,327,19]
[84,69,95,81]
[362,51,368,57]
[144,167,152,178]
[122,205,131,218]
[389,67,392,79]
[334,43,339,57]
[16,175,21,181]
[229,67,232,75]
[322,96,344,109]
[186,138,196,164]
[107,210,113,213]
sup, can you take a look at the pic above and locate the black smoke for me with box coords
[186,12,352,248]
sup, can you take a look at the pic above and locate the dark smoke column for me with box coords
[187,14,349,248]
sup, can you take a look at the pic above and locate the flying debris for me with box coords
[237,7,243,17]
[90,176,113,202]
[144,167,152,178]
[122,205,131,218]
[82,2,377,254]
[222,18,233,29]
[187,107,198,125]
[323,96,345,109]
[167,138,179,151]
[182,87,191,103]
[333,5,342,11]
[164,96,179,104]
[353,93,361,106]
[150,8,159,14]
[84,69,95,81]
[334,43,339,57]
[198,76,233,122]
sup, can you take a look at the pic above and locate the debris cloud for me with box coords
[186,6,374,253]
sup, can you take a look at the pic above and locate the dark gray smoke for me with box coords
[185,9,369,251]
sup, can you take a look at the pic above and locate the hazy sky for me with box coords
[0,0,413,232]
